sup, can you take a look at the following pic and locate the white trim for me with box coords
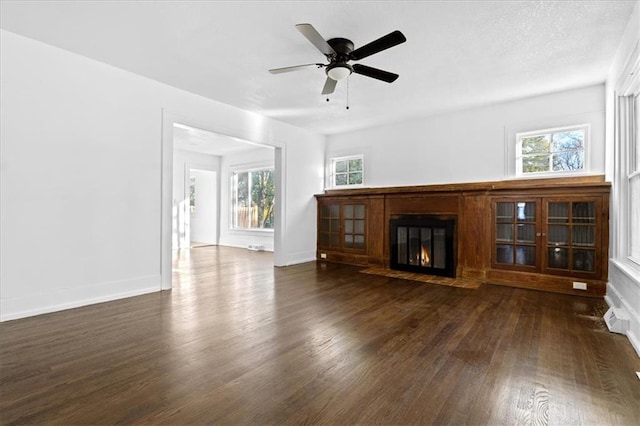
[0,275,160,322]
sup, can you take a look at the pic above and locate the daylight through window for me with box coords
[332,156,363,187]
[516,126,587,175]
[231,168,275,229]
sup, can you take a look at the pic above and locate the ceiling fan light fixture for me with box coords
[327,63,353,81]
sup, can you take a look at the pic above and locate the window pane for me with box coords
[232,169,276,230]
[250,169,275,229]
[552,131,584,152]
[235,172,249,228]
[335,174,348,186]
[354,235,365,249]
[189,175,196,213]
[523,155,550,173]
[552,150,584,171]
[349,158,363,172]
[348,172,363,185]
[335,160,348,173]
[354,219,365,234]
[521,135,550,154]
[354,204,365,219]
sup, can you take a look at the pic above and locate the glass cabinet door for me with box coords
[343,204,366,250]
[319,203,341,248]
[494,201,537,267]
[545,201,596,273]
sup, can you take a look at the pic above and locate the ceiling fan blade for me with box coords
[352,64,399,83]
[295,23,337,57]
[349,30,406,61]
[269,63,324,74]
[321,77,337,95]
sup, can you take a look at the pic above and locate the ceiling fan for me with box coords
[269,23,407,95]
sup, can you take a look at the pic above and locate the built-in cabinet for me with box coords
[315,176,610,297]
[318,201,367,252]
[492,196,603,278]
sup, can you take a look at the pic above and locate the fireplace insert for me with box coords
[389,215,456,277]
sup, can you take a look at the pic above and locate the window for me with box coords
[189,175,196,213]
[231,168,275,230]
[331,155,363,187]
[616,55,639,266]
[516,125,588,175]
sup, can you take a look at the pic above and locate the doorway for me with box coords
[189,168,217,248]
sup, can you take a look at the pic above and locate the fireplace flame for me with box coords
[421,245,431,266]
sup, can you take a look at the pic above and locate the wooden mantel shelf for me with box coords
[317,174,609,197]
[315,175,610,298]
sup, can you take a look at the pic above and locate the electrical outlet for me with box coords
[573,281,587,290]
[320,253,327,259]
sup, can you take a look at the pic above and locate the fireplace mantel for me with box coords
[315,175,610,297]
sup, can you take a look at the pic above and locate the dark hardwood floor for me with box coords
[1,246,639,425]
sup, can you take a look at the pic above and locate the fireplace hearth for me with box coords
[390,215,456,277]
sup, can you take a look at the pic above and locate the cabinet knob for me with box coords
[536,232,541,237]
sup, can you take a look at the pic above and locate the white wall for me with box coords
[0,30,325,321]
[605,0,640,357]
[172,150,221,248]
[326,85,605,188]
[218,147,275,251]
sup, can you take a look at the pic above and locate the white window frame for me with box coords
[230,166,275,232]
[330,155,364,188]
[515,124,590,177]
[619,63,640,266]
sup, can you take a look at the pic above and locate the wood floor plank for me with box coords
[1,246,639,425]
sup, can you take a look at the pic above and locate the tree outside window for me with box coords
[517,126,587,175]
[232,168,275,229]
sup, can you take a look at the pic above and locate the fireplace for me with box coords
[390,215,456,277]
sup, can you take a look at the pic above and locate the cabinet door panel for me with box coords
[492,199,540,271]
[542,197,601,277]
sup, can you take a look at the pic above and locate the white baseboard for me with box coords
[279,251,316,267]
[0,274,161,322]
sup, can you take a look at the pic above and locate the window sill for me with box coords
[229,228,274,234]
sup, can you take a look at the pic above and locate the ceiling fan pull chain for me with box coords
[346,78,350,110]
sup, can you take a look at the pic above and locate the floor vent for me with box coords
[604,307,629,334]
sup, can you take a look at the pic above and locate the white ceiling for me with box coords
[0,1,635,135]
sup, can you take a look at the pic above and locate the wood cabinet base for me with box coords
[316,175,610,298]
